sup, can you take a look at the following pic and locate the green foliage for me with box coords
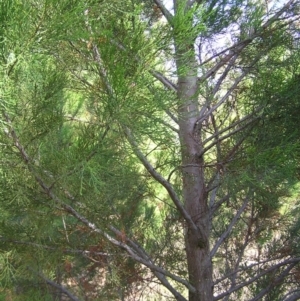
[201,0,244,36]
[0,0,300,300]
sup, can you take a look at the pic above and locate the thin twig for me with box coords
[123,126,197,233]
[3,111,194,297]
[28,267,81,301]
[210,194,251,257]
[214,258,300,300]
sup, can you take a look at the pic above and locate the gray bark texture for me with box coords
[174,2,213,298]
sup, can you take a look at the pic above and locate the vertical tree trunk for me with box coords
[174,2,213,300]
[177,73,213,301]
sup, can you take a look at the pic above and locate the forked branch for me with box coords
[214,258,300,300]
[211,194,251,257]
[123,126,198,232]
[3,111,193,299]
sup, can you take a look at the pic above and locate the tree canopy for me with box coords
[0,0,300,300]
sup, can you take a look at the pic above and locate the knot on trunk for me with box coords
[197,237,207,249]
[188,227,207,249]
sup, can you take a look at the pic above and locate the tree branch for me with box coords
[283,290,300,301]
[199,116,258,157]
[123,126,198,232]
[3,111,193,298]
[150,70,177,92]
[198,0,295,82]
[202,112,258,146]
[249,262,297,301]
[196,45,265,131]
[28,268,81,301]
[214,258,300,300]
[152,271,188,301]
[198,43,250,83]
[210,194,251,257]
[1,238,111,257]
[222,220,253,301]
[153,0,174,24]
[62,203,193,295]
[214,253,291,286]
[109,38,177,93]
[211,54,239,97]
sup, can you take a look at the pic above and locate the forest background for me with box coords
[1,0,300,300]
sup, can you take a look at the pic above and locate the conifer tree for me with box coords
[0,0,300,300]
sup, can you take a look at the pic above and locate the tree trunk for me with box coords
[177,76,213,301]
[174,2,213,300]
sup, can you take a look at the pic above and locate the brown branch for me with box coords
[61,203,193,295]
[283,290,300,301]
[152,271,187,301]
[204,49,263,120]
[165,108,179,124]
[109,38,177,93]
[1,238,111,257]
[198,43,250,83]
[28,267,81,301]
[223,218,254,301]
[211,54,239,97]
[210,194,230,215]
[214,255,291,286]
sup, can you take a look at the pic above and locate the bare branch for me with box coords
[196,44,265,131]
[199,116,258,157]
[123,126,198,232]
[198,43,250,83]
[214,258,300,301]
[198,0,296,82]
[211,195,250,257]
[283,290,300,301]
[28,268,81,301]
[150,70,177,92]
[153,0,174,24]
[92,44,114,95]
[223,220,253,301]
[199,42,247,69]
[211,54,239,97]
[249,262,297,301]
[158,116,179,132]
[62,204,193,294]
[142,111,178,131]
[63,203,193,296]
[152,271,188,301]
[202,111,258,146]
[165,108,179,124]
[1,238,111,257]
[210,194,230,214]
[108,226,194,294]
[262,0,296,29]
